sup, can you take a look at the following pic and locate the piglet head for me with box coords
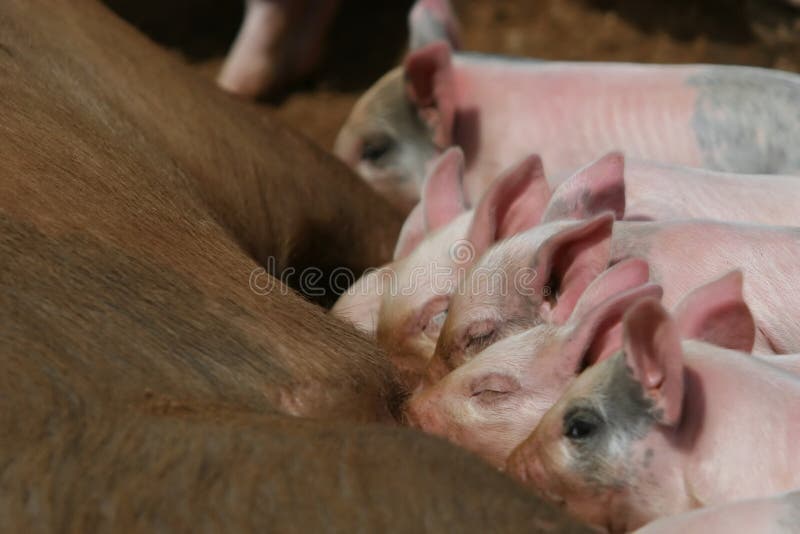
[507,298,687,533]
[334,41,457,212]
[334,148,469,379]
[430,211,616,381]
[407,259,661,468]
[542,151,626,223]
[384,152,551,383]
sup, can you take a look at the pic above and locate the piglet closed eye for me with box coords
[431,212,617,380]
[408,259,661,469]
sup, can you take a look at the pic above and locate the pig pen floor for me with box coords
[107,0,800,152]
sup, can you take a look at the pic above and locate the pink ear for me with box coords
[422,147,467,232]
[404,41,456,148]
[394,203,426,260]
[464,154,551,259]
[533,212,615,324]
[408,0,462,50]
[569,258,651,323]
[623,299,685,427]
[394,147,467,260]
[673,271,755,353]
[561,282,663,374]
[543,151,626,223]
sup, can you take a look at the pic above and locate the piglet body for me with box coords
[636,491,800,534]
[612,219,800,353]
[546,152,800,226]
[624,159,800,225]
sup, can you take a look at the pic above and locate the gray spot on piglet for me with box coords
[689,67,800,174]
[602,354,659,440]
[779,491,800,531]
[568,354,658,488]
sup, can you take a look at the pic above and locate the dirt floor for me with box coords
[106,0,800,150]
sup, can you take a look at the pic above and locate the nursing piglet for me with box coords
[406,259,662,467]
[333,147,550,382]
[409,268,758,468]
[636,491,800,534]
[336,42,800,209]
[507,298,800,533]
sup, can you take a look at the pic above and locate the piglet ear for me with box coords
[394,203,426,260]
[569,258,651,323]
[623,299,685,427]
[394,147,468,259]
[543,151,626,223]
[560,279,663,376]
[673,271,755,353]
[533,212,615,324]
[422,147,468,231]
[404,41,456,148]
[408,0,462,51]
[464,154,550,259]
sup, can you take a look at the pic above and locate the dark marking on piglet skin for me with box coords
[779,490,800,530]
[566,354,658,489]
[604,354,660,440]
[689,66,800,174]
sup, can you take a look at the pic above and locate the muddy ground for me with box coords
[107,0,799,150]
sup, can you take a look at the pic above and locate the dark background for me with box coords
[104,0,800,148]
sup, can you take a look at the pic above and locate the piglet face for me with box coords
[508,353,658,532]
[508,295,687,534]
[331,233,459,380]
[372,213,474,378]
[431,214,617,380]
[430,228,558,376]
[335,43,458,212]
[406,323,582,467]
